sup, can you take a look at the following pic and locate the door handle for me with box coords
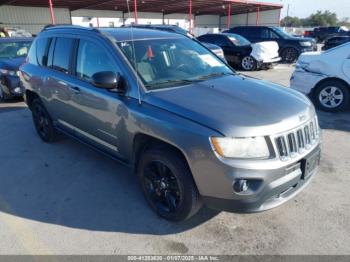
[70,86,81,94]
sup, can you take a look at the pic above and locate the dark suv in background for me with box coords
[224,26,317,63]
[313,26,349,43]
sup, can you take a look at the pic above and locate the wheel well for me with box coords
[312,77,350,96]
[132,133,190,174]
[25,90,40,110]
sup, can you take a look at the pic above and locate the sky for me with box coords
[258,0,350,19]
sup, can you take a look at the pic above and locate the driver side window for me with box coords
[76,39,117,82]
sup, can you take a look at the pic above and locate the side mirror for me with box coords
[91,71,122,90]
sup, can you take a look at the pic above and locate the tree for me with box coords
[306,10,337,26]
[281,10,340,27]
[280,16,302,27]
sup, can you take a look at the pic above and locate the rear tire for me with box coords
[241,56,257,71]
[31,98,59,142]
[313,80,350,112]
[137,146,202,221]
[281,47,299,63]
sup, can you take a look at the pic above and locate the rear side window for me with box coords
[52,37,74,73]
[211,35,231,47]
[245,27,261,38]
[76,39,117,82]
[36,37,50,66]
[232,27,244,35]
[27,39,37,65]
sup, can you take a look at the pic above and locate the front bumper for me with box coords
[290,69,326,95]
[202,146,321,213]
[0,75,24,98]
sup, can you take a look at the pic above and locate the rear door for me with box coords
[44,37,77,122]
[60,37,127,158]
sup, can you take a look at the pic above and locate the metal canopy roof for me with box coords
[0,0,282,15]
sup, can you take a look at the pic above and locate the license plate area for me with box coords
[301,149,321,179]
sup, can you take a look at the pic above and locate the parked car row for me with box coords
[197,33,280,71]
[224,26,317,63]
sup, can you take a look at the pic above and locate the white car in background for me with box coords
[290,42,350,112]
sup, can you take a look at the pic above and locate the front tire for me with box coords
[31,98,59,142]
[313,80,350,112]
[241,56,257,71]
[138,146,202,221]
[281,47,299,63]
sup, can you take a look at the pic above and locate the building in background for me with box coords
[0,1,282,36]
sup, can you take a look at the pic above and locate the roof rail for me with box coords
[41,24,100,33]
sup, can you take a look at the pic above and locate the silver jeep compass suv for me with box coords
[20,26,321,221]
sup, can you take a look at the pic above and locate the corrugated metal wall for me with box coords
[0,5,71,35]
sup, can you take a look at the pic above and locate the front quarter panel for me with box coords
[121,98,225,197]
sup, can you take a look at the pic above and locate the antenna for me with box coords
[126,0,142,105]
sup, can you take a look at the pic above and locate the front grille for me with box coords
[274,116,320,160]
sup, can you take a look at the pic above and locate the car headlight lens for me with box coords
[210,137,270,159]
[0,69,17,76]
[300,41,312,47]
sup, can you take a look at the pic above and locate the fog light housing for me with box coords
[233,179,249,193]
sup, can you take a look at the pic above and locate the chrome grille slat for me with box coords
[273,116,320,160]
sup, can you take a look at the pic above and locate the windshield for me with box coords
[224,33,251,46]
[0,41,32,59]
[117,37,233,90]
[272,27,292,39]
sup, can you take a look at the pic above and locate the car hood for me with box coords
[144,75,314,137]
[0,57,25,70]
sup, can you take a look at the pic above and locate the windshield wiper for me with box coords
[145,79,198,88]
[195,72,235,81]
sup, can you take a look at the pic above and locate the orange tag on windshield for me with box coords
[147,45,155,59]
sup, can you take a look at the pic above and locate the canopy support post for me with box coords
[48,0,56,24]
[226,4,231,29]
[189,0,193,34]
[134,0,138,24]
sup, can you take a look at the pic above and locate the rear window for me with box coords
[51,37,74,73]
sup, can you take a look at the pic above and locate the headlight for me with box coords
[0,69,17,76]
[214,50,225,59]
[210,137,270,159]
[300,41,312,47]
